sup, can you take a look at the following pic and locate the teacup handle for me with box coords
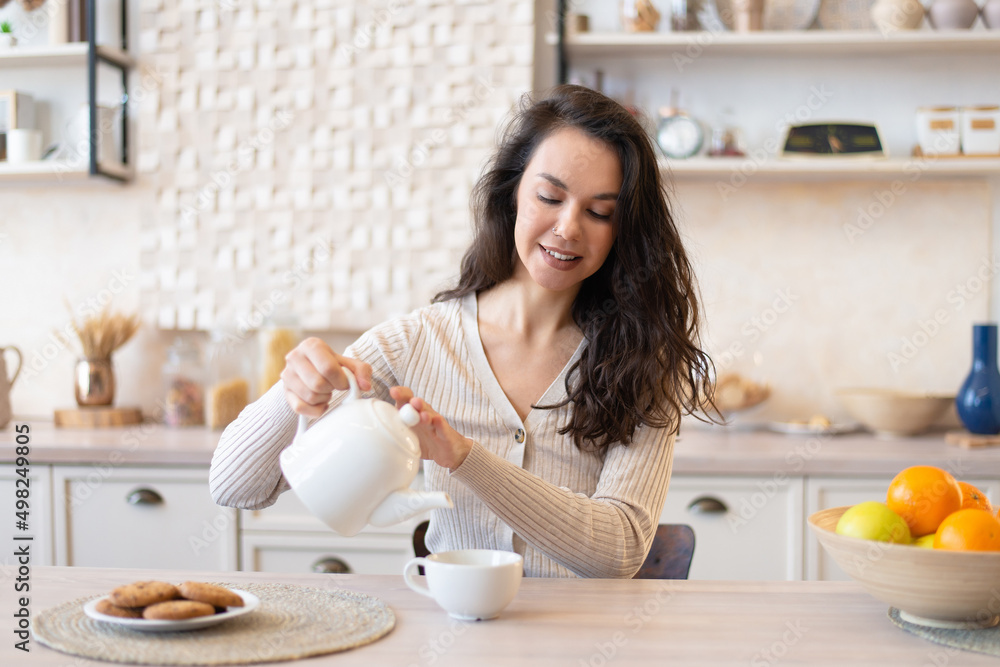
[295,366,361,438]
[403,557,433,598]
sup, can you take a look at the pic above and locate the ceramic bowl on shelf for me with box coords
[809,506,1000,628]
[834,388,953,437]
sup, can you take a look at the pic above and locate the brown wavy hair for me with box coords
[435,84,714,452]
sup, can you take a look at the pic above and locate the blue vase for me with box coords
[956,323,1000,435]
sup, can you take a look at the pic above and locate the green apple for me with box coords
[914,534,935,548]
[835,501,912,544]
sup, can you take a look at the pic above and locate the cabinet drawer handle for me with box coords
[312,557,352,574]
[686,496,728,514]
[126,488,164,506]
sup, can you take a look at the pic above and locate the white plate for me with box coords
[766,422,861,436]
[83,589,259,632]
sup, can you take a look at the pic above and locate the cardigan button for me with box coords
[514,428,525,443]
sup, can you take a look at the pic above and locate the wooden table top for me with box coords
[5,566,997,666]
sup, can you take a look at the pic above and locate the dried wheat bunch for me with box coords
[67,305,141,360]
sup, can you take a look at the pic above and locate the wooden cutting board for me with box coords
[54,407,143,428]
[944,430,1000,449]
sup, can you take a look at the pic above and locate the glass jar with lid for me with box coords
[205,328,253,430]
[257,308,302,398]
[162,337,205,427]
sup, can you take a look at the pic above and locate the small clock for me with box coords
[656,112,704,159]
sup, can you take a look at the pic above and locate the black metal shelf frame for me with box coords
[556,0,567,85]
[86,0,130,182]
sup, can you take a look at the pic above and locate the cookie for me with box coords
[109,581,180,608]
[178,581,244,608]
[142,600,217,620]
[95,598,143,619]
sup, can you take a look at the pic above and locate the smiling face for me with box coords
[512,127,623,296]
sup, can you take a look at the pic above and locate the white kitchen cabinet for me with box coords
[241,532,417,575]
[52,466,237,570]
[239,479,427,575]
[661,474,804,581]
[0,464,53,568]
[804,475,1000,581]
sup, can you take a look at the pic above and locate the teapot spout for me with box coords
[368,489,453,528]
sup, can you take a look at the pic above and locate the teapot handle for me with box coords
[295,366,362,438]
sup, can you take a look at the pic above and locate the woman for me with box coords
[210,84,713,578]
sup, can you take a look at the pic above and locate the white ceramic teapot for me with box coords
[279,368,453,537]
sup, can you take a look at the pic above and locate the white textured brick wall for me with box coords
[138,0,534,332]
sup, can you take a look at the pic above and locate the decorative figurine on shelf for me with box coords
[732,0,764,31]
[67,305,141,407]
[870,0,925,32]
[983,0,1000,28]
[621,0,662,31]
[926,0,980,29]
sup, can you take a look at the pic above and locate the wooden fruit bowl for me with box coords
[809,506,1000,628]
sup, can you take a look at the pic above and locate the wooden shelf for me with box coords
[0,159,133,183]
[0,42,135,69]
[552,30,1000,58]
[662,156,1000,180]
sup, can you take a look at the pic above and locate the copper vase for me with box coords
[75,358,115,406]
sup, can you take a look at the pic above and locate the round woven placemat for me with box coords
[32,582,395,665]
[888,608,1000,657]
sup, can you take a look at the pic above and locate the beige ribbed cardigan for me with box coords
[210,293,675,578]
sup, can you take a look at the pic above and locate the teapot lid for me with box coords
[371,400,421,457]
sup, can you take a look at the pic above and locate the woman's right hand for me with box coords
[280,337,372,418]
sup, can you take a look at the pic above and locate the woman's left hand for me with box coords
[389,386,472,470]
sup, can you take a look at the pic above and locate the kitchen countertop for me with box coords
[8,566,998,666]
[3,420,1000,477]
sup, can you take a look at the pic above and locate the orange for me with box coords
[959,481,993,512]
[886,465,962,538]
[933,509,1000,551]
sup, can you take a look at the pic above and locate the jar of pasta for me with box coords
[257,313,301,397]
[162,337,205,427]
[206,329,253,430]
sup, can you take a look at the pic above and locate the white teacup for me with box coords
[403,549,523,621]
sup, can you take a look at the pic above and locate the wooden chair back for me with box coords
[412,519,431,558]
[633,524,696,580]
